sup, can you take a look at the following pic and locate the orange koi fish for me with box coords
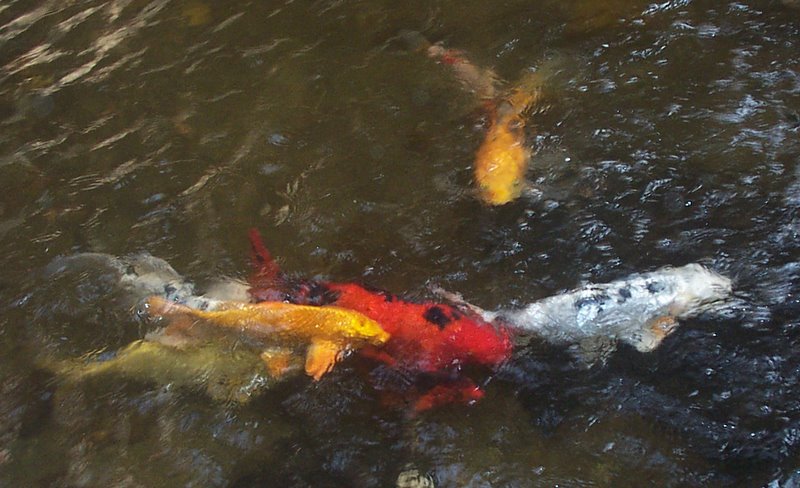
[473,83,542,205]
[418,33,548,205]
[145,297,390,381]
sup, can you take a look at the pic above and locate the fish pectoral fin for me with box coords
[260,348,300,378]
[623,316,680,352]
[304,340,344,381]
[649,315,681,343]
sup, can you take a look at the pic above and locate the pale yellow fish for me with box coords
[53,340,295,403]
[145,297,390,380]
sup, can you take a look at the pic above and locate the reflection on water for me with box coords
[1,0,800,485]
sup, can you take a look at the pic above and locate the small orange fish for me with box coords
[474,80,543,205]
[420,34,547,206]
[145,297,390,381]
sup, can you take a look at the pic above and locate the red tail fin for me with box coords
[248,228,282,281]
[247,228,289,302]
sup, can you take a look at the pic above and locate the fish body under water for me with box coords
[424,42,498,101]
[145,296,390,381]
[55,340,293,403]
[44,252,199,305]
[482,264,733,359]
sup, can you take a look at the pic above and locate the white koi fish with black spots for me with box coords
[493,264,732,358]
[438,263,733,363]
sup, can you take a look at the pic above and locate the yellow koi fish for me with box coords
[145,297,390,381]
[416,32,550,206]
[474,75,544,205]
[53,340,296,403]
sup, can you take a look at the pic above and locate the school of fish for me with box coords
[44,38,741,413]
[48,230,735,411]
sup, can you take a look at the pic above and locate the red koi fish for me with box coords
[247,229,514,411]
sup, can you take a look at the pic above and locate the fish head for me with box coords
[671,264,733,317]
[476,174,526,206]
[474,114,529,206]
[347,314,391,346]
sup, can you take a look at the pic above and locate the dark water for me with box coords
[1,0,800,486]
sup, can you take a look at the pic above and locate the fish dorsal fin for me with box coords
[304,339,344,381]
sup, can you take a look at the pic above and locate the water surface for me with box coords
[1,0,800,486]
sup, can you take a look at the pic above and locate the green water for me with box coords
[1,0,800,486]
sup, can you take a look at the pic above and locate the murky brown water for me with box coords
[2,0,800,486]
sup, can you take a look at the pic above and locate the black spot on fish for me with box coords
[575,294,609,310]
[575,295,609,316]
[423,306,451,330]
[647,281,665,294]
[618,286,632,303]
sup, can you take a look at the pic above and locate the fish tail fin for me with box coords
[248,228,282,278]
[247,229,287,302]
[428,284,491,319]
[505,77,545,116]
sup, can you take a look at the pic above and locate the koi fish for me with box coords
[465,263,733,362]
[414,33,548,205]
[43,252,199,306]
[473,83,542,205]
[144,296,390,381]
[46,252,388,383]
[247,229,514,410]
[54,340,296,403]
